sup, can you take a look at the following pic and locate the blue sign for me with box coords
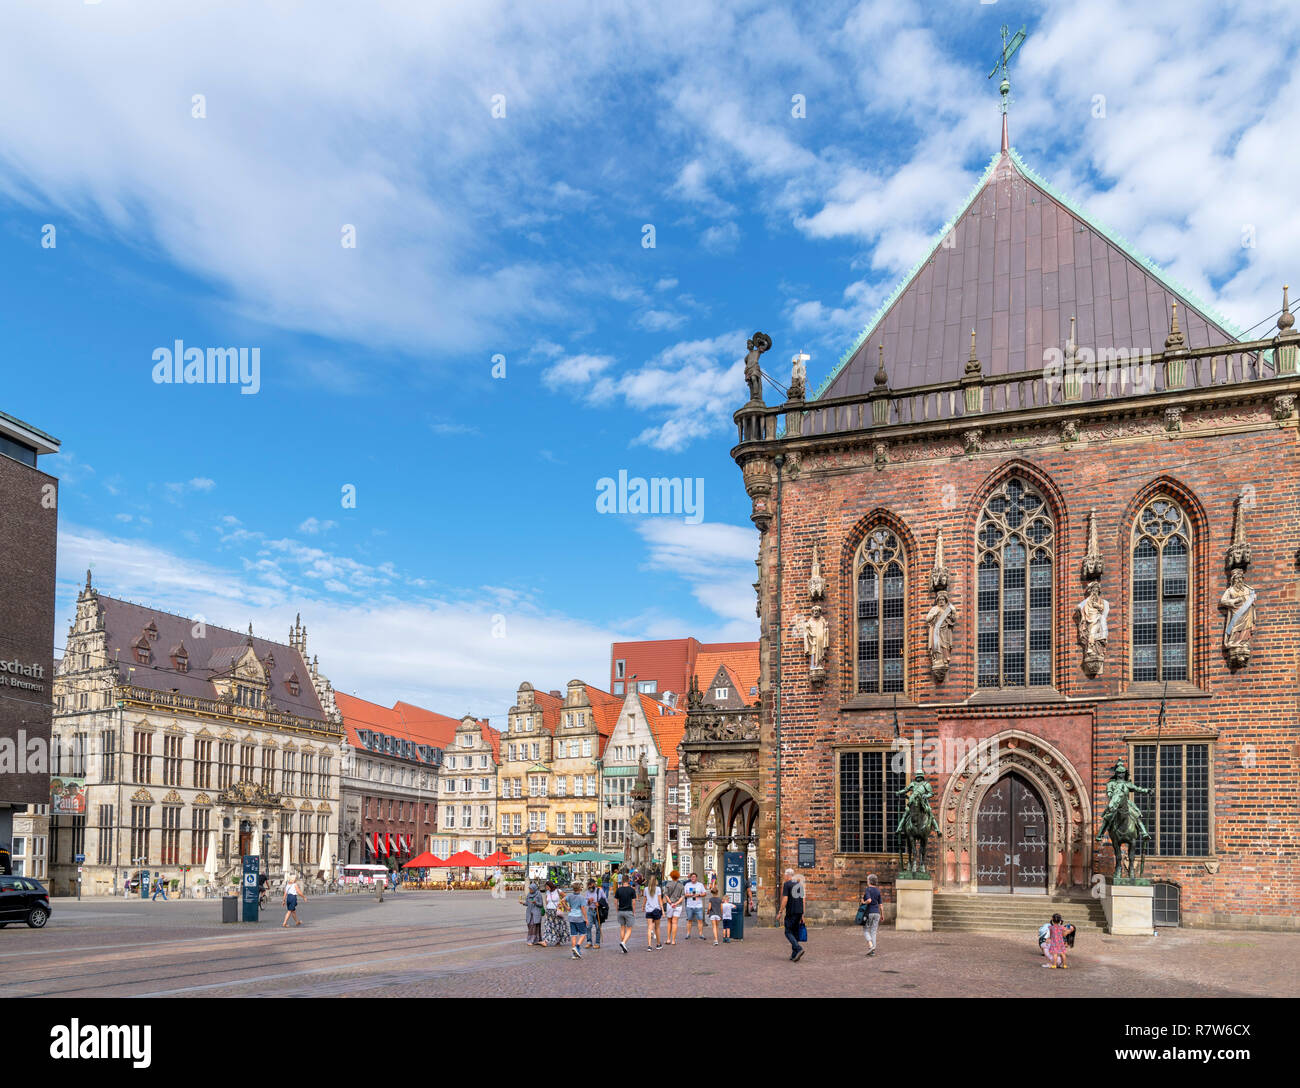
[140,870,150,899]
[724,851,745,941]
[73,853,86,863]
[241,855,260,922]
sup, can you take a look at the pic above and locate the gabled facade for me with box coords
[599,690,684,868]
[432,714,499,859]
[49,585,343,895]
[733,129,1300,928]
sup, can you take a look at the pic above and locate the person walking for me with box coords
[282,876,304,927]
[860,874,882,956]
[707,888,724,944]
[567,881,589,959]
[643,874,664,950]
[614,872,637,953]
[683,871,707,940]
[151,874,168,901]
[491,866,505,900]
[776,868,805,962]
[584,879,603,950]
[1043,913,1071,969]
[541,880,564,947]
[524,881,544,945]
[662,870,685,945]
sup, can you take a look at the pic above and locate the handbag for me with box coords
[854,903,869,926]
[797,921,808,942]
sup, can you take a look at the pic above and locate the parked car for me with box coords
[0,875,51,928]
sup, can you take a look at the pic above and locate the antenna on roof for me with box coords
[988,24,1027,153]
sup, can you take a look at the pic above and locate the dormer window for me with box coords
[133,636,152,665]
[173,653,189,673]
[144,621,159,642]
[285,672,301,697]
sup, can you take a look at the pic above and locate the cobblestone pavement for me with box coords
[4,891,1297,998]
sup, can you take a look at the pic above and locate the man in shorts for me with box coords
[613,872,637,953]
[662,869,686,945]
[683,871,707,940]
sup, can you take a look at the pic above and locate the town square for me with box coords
[0,0,1296,1064]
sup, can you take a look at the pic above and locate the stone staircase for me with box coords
[932,891,1108,934]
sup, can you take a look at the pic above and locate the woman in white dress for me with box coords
[643,875,664,950]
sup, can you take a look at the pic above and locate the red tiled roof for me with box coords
[480,721,501,762]
[641,693,686,771]
[336,692,466,759]
[694,647,760,699]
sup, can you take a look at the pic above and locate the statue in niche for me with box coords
[1220,568,1257,669]
[1075,581,1111,677]
[799,604,829,680]
[924,590,956,682]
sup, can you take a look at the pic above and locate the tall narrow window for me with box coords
[1131,742,1211,856]
[1132,498,1191,682]
[855,528,906,694]
[976,477,1054,688]
[836,748,906,854]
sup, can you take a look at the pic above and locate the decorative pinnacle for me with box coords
[964,328,982,377]
[1165,301,1185,351]
[1081,508,1104,582]
[1279,284,1295,333]
[1066,314,1077,358]
[874,344,889,388]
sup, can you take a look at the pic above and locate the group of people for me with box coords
[522,869,739,957]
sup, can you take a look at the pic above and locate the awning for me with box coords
[402,851,444,869]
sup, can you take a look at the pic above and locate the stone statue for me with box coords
[1075,581,1110,677]
[800,604,829,678]
[789,352,809,401]
[807,543,825,600]
[624,753,653,871]
[924,590,957,681]
[1220,568,1257,668]
[744,332,772,402]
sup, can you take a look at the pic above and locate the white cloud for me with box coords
[298,517,338,535]
[541,353,614,390]
[635,520,759,633]
[636,309,687,332]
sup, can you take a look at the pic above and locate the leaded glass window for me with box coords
[1131,499,1190,682]
[837,749,906,853]
[976,478,1054,687]
[856,528,905,694]
[1131,742,1211,856]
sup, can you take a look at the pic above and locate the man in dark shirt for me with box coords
[613,873,637,953]
[776,867,805,961]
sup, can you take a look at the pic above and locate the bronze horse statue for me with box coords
[897,790,938,874]
[1104,798,1149,879]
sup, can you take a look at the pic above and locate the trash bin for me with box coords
[221,895,239,923]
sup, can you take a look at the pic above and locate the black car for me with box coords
[0,875,51,928]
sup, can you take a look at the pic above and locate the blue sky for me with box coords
[2,0,1296,722]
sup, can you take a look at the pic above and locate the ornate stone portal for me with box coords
[679,704,761,884]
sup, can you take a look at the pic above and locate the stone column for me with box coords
[690,836,708,882]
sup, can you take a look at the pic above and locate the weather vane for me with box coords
[988,24,1027,150]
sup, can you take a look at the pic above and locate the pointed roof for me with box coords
[815,148,1244,399]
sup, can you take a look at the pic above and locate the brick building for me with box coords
[0,410,60,883]
[335,693,457,865]
[733,130,1300,929]
[609,637,758,704]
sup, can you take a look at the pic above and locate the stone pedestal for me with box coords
[1103,881,1154,935]
[895,877,934,932]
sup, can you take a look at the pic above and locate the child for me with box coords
[721,897,734,942]
[1044,912,1069,969]
[708,890,724,945]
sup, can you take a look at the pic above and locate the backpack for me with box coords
[598,897,609,922]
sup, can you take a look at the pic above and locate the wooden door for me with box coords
[976,774,1047,892]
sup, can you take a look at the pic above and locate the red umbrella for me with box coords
[402,851,443,869]
[444,850,486,867]
[481,851,516,866]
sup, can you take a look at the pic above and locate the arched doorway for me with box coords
[975,772,1048,894]
[238,818,253,857]
[938,729,1091,894]
[690,780,759,883]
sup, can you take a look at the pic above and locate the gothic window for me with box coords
[976,477,1054,688]
[855,528,905,694]
[1131,499,1191,683]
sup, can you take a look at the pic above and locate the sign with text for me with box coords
[50,776,86,815]
[241,855,259,922]
[724,851,745,940]
[797,837,816,869]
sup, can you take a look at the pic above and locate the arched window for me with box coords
[1131,498,1190,682]
[976,477,1054,688]
[855,528,905,693]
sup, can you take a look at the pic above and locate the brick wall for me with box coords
[756,419,1300,926]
